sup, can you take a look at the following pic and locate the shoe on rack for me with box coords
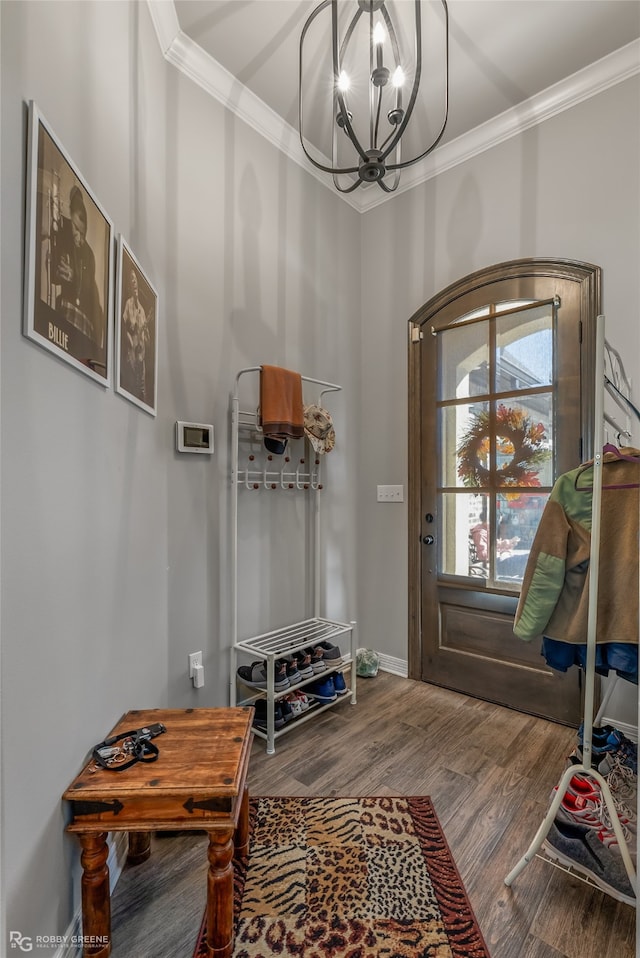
[575,740,638,777]
[553,788,635,853]
[333,671,348,695]
[290,690,311,712]
[305,647,326,673]
[576,724,637,759]
[610,735,638,775]
[577,723,620,746]
[284,693,303,718]
[576,725,638,774]
[317,640,343,665]
[606,754,638,803]
[564,772,637,834]
[293,650,314,679]
[237,661,268,689]
[279,697,295,723]
[543,815,635,906]
[270,659,290,692]
[252,699,285,732]
[237,660,290,692]
[306,677,337,703]
[278,657,301,686]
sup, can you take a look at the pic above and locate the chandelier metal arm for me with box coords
[373,85,383,147]
[298,0,362,175]
[384,2,449,172]
[384,96,448,171]
[332,173,364,193]
[377,0,424,162]
[333,0,370,165]
[378,0,449,169]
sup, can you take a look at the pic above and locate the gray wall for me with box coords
[0,1,360,949]
[1,0,638,949]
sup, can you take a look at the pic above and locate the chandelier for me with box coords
[299,0,449,193]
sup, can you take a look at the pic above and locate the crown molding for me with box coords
[146,0,362,211]
[147,2,640,215]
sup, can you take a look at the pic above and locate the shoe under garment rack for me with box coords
[229,366,356,755]
[504,314,638,900]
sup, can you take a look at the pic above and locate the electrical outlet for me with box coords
[377,484,404,502]
[188,652,204,688]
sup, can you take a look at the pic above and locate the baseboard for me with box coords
[377,654,408,679]
[53,833,129,958]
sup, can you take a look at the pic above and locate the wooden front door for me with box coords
[408,260,600,724]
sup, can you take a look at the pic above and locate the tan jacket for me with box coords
[514,450,640,645]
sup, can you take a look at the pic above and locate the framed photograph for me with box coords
[115,236,158,416]
[23,101,114,385]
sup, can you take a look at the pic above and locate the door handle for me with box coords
[422,535,435,545]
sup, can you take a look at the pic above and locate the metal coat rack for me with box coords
[504,315,638,901]
[229,367,357,754]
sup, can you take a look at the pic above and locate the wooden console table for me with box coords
[63,707,254,958]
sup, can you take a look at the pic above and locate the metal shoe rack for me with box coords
[229,367,357,755]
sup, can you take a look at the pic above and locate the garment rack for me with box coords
[229,367,356,754]
[504,315,637,899]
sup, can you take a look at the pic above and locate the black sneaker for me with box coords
[252,699,285,731]
[293,650,314,679]
[237,661,268,689]
[278,657,301,686]
[305,646,326,673]
[237,660,289,691]
[271,659,290,691]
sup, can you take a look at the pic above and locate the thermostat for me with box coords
[176,421,214,454]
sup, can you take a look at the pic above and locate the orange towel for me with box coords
[260,365,304,439]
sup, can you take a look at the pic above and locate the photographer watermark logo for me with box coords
[9,932,33,952]
[9,931,109,952]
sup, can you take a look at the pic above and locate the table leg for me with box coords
[205,828,235,958]
[127,831,151,865]
[234,787,250,859]
[78,832,111,958]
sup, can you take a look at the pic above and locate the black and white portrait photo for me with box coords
[115,237,158,416]
[23,102,113,385]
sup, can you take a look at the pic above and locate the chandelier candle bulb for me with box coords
[374,21,385,69]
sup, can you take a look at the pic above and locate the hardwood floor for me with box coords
[109,673,636,958]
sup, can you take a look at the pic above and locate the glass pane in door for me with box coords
[494,491,550,586]
[496,304,553,389]
[439,402,489,487]
[440,492,490,577]
[437,301,556,592]
[446,396,554,491]
[439,322,489,399]
[440,490,551,587]
[492,395,554,489]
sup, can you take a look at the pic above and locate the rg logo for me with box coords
[9,931,33,952]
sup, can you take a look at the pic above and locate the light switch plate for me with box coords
[377,484,404,502]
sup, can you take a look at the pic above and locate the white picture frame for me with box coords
[23,101,114,385]
[115,236,158,417]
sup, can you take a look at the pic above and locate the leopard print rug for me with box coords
[193,796,489,958]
